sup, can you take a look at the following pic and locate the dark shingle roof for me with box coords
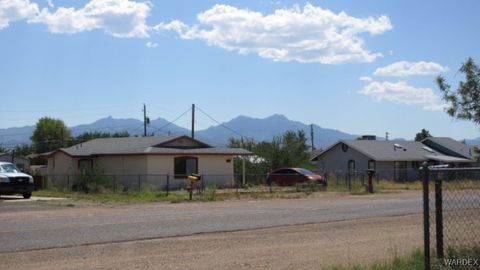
[422,137,476,159]
[342,140,439,161]
[45,136,252,157]
[311,138,475,163]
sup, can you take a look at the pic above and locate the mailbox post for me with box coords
[187,173,202,200]
[366,169,375,193]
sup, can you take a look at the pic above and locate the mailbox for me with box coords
[188,173,202,182]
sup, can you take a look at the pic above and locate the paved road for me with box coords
[0,192,425,253]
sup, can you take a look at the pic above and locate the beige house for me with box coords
[42,135,252,189]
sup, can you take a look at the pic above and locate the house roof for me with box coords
[311,139,474,163]
[423,154,473,163]
[421,137,476,160]
[42,135,252,157]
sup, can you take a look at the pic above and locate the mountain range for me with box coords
[0,114,478,149]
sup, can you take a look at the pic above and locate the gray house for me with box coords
[311,137,475,181]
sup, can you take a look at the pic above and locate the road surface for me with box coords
[0,191,423,253]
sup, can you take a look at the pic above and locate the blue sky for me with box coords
[1,0,479,140]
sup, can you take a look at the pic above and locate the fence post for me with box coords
[166,173,169,196]
[113,175,116,193]
[67,175,70,191]
[422,162,431,270]
[434,173,444,259]
[138,175,141,192]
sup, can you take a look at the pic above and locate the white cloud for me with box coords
[0,0,39,29]
[359,80,446,111]
[374,61,448,77]
[359,76,372,82]
[31,0,151,38]
[161,4,392,64]
[152,20,187,33]
[145,41,157,48]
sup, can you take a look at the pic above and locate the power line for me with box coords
[195,106,256,141]
[150,107,192,135]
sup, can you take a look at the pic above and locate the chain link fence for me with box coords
[35,168,424,194]
[40,173,241,193]
[422,166,480,270]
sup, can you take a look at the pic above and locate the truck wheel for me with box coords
[23,192,32,199]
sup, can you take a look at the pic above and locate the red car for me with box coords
[266,168,326,186]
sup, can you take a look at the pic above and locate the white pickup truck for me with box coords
[0,162,34,199]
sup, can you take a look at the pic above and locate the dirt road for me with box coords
[1,214,423,270]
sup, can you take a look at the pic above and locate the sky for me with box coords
[1,0,479,140]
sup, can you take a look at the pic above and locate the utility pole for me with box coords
[11,149,15,164]
[61,128,64,147]
[310,124,315,150]
[385,132,389,141]
[143,103,149,137]
[191,104,195,139]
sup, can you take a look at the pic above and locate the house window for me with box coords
[411,161,420,169]
[394,161,408,182]
[368,160,376,170]
[348,160,356,172]
[174,156,198,178]
[78,159,93,172]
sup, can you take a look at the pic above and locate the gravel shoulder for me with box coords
[0,214,423,270]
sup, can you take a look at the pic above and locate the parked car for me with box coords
[266,168,326,186]
[0,162,34,199]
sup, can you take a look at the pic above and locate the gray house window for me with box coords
[174,156,198,178]
[348,160,355,172]
[368,160,376,170]
[394,161,407,182]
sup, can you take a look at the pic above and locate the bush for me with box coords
[71,168,111,193]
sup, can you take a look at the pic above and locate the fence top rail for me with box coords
[426,166,480,172]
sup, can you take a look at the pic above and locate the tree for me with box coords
[31,117,72,153]
[414,129,432,141]
[14,144,35,156]
[0,145,5,153]
[228,130,311,176]
[437,57,480,124]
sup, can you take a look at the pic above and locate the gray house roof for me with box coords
[42,135,252,157]
[311,139,473,163]
[421,137,477,160]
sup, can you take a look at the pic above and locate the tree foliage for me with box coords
[31,117,72,153]
[229,130,311,175]
[414,129,432,141]
[437,57,480,124]
[13,144,35,156]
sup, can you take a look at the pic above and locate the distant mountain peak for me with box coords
[266,113,288,120]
